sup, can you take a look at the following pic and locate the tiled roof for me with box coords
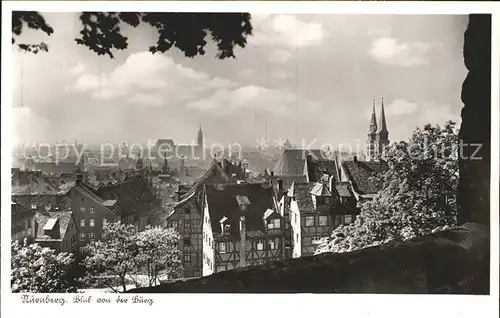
[341,160,388,195]
[306,157,340,183]
[34,162,78,175]
[96,176,161,218]
[34,211,74,242]
[289,182,316,213]
[204,183,278,239]
[168,161,232,218]
[273,149,326,176]
[12,193,73,212]
[336,182,353,198]
[178,161,231,202]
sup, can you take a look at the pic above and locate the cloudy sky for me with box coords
[12,13,467,149]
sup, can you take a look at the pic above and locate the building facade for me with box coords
[34,211,79,255]
[166,160,233,278]
[202,183,285,276]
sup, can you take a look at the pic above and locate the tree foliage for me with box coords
[12,11,253,59]
[11,239,77,293]
[82,222,181,292]
[135,226,181,287]
[316,121,459,254]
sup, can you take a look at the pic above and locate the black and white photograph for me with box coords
[1,2,498,317]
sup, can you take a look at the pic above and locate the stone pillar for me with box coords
[457,14,491,227]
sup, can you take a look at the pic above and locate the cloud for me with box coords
[67,62,85,75]
[240,69,291,81]
[369,37,432,66]
[69,52,237,105]
[249,14,326,49]
[186,85,321,117]
[269,49,293,63]
[13,107,51,144]
[385,99,419,116]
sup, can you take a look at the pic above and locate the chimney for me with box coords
[277,179,283,197]
[235,195,250,268]
[239,215,246,268]
[328,175,335,194]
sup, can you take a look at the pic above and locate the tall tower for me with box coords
[366,99,378,160]
[376,97,390,157]
[197,123,203,147]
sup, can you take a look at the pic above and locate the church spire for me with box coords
[368,99,377,134]
[377,97,388,135]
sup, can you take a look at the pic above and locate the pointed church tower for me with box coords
[376,97,390,158]
[197,123,203,147]
[366,99,378,160]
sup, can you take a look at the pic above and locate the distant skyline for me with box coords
[13,13,467,148]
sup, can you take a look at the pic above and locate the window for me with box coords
[273,219,280,228]
[80,207,86,213]
[89,233,95,240]
[296,234,299,242]
[183,238,191,246]
[268,239,275,250]
[344,215,353,224]
[172,220,179,228]
[256,260,264,265]
[268,218,281,229]
[324,197,330,205]
[184,208,190,214]
[218,242,227,254]
[184,221,191,230]
[216,265,227,273]
[90,206,95,213]
[305,216,314,227]
[79,247,86,254]
[81,197,84,202]
[80,233,86,241]
[312,237,322,244]
[90,219,95,227]
[319,216,328,226]
[183,254,191,262]
[31,203,37,210]
[103,218,108,227]
[256,240,264,251]
[80,219,85,227]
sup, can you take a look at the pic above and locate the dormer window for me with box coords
[219,216,230,235]
[267,219,280,229]
[31,203,37,210]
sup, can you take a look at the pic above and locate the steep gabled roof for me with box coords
[173,161,232,207]
[289,182,316,213]
[306,157,340,183]
[273,149,327,176]
[204,183,278,239]
[96,175,161,218]
[341,160,388,195]
[34,211,74,242]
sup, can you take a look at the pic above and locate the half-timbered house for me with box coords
[202,182,285,276]
[165,160,234,278]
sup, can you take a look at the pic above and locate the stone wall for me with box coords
[127,14,491,295]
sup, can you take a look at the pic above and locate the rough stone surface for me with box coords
[127,14,491,295]
[458,14,491,227]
